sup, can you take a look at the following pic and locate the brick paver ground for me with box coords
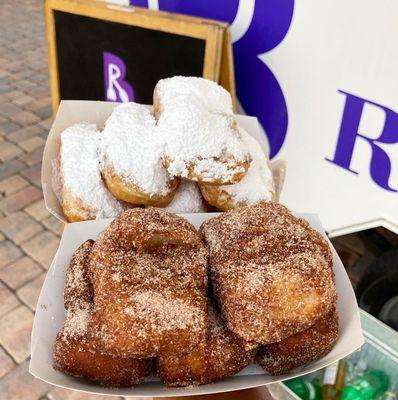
[0,1,125,399]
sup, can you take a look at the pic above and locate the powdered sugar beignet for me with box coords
[101,103,179,206]
[154,77,251,185]
[60,123,123,222]
[199,129,275,211]
[163,180,209,213]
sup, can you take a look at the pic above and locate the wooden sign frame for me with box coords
[45,0,236,113]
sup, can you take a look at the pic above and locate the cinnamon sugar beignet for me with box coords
[53,240,152,387]
[200,202,337,344]
[89,208,208,358]
[256,306,339,375]
[156,303,256,387]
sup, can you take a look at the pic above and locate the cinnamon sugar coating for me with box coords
[89,208,208,358]
[156,303,257,387]
[200,201,337,344]
[53,240,152,387]
[256,305,339,375]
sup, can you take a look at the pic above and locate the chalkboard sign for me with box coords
[45,0,235,113]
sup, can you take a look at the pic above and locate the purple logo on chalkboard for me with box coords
[129,0,294,158]
[103,51,134,103]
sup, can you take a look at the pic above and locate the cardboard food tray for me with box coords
[41,100,273,223]
[30,212,364,398]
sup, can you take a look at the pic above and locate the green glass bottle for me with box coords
[285,377,322,400]
[340,370,390,400]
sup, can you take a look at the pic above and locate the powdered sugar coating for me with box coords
[155,76,250,182]
[60,123,122,218]
[219,129,275,203]
[164,180,208,213]
[200,202,337,344]
[101,103,173,196]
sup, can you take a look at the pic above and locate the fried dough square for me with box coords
[200,202,337,344]
[89,208,208,358]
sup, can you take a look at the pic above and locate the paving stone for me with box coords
[38,117,53,130]
[30,87,50,99]
[0,256,42,289]
[0,121,20,135]
[19,144,44,166]
[25,98,51,113]
[0,185,42,214]
[42,214,64,236]
[24,199,49,221]
[10,110,41,125]
[0,305,34,363]
[7,125,43,143]
[18,135,45,152]
[0,240,22,269]
[0,140,23,162]
[0,103,22,117]
[12,95,34,107]
[2,91,23,100]
[0,174,28,196]
[48,387,123,400]
[0,159,25,180]
[20,163,41,186]
[0,282,20,318]
[0,211,43,244]
[22,231,59,268]
[34,105,52,120]
[0,346,15,379]
[0,84,12,94]
[0,360,50,400]
[17,272,45,311]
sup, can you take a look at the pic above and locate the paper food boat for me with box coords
[41,100,281,223]
[30,212,364,398]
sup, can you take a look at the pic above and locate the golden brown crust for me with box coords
[256,306,339,375]
[89,208,208,358]
[199,184,237,211]
[61,187,98,222]
[53,334,153,387]
[53,240,152,387]
[64,240,94,310]
[102,164,179,207]
[200,202,337,344]
[156,304,257,387]
[199,182,277,212]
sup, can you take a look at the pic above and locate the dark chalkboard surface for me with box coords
[45,0,234,113]
[54,11,205,104]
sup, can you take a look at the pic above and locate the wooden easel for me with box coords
[45,0,236,113]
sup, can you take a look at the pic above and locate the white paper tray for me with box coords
[29,212,364,397]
